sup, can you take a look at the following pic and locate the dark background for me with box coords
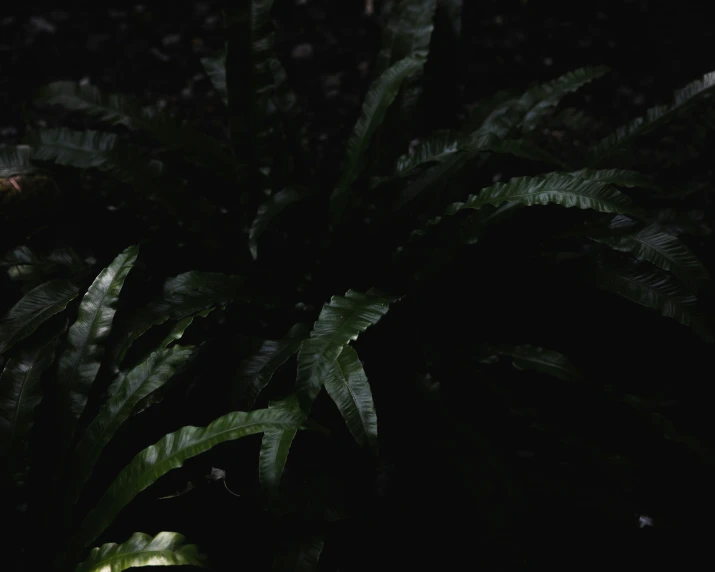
[3,1,715,569]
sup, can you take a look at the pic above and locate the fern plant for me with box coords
[0,245,304,572]
[2,0,715,568]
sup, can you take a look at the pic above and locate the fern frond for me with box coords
[588,70,715,166]
[35,82,235,181]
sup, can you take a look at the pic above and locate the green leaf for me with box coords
[116,271,242,366]
[376,0,436,73]
[28,128,172,188]
[35,82,235,181]
[75,531,205,572]
[330,57,424,220]
[467,67,608,137]
[68,346,194,509]
[0,279,80,355]
[515,66,610,132]
[0,331,62,485]
[58,245,138,424]
[76,408,305,550]
[591,223,710,289]
[393,130,465,178]
[225,1,282,175]
[201,52,227,104]
[0,145,36,178]
[258,394,302,495]
[567,168,661,190]
[323,346,378,451]
[237,323,310,409]
[157,307,214,350]
[413,172,638,238]
[439,0,463,37]
[588,70,715,166]
[272,534,324,572]
[484,345,584,382]
[1,245,86,283]
[296,289,399,411]
[249,189,303,260]
[596,267,712,341]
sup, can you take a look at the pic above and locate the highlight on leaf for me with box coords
[296,288,400,411]
[75,531,205,572]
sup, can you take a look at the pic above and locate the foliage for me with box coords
[2,0,715,569]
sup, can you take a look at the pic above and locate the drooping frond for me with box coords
[76,408,305,550]
[588,70,715,166]
[412,172,637,239]
[35,82,235,181]
[75,531,205,572]
[595,266,712,341]
[330,57,424,220]
[296,289,400,411]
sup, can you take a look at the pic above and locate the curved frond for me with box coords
[236,323,310,409]
[272,534,324,572]
[249,189,303,260]
[595,267,712,341]
[75,531,205,572]
[34,82,235,181]
[76,408,305,550]
[323,346,378,451]
[376,0,436,73]
[68,346,194,509]
[0,145,35,178]
[201,52,227,104]
[0,331,62,486]
[296,289,400,411]
[413,172,637,238]
[58,245,138,425]
[516,66,610,132]
[115,271,243,366]
[258,394,302,495]
[591,223,710,288]
[588,70,715,166]
[0,279,79,355]
[567,168,661,190]
[330,57,424,219]
[225,1,283,174]
[483,345,584,382]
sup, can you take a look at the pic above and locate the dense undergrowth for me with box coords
[2,1,715,570]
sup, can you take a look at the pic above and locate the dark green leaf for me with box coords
[75,531,205,572]
[68,346,194,509]
[0,279,79,355]
[330,57,424,220]
[323,346,378,451]
[272,534,324,572]
[35,82,235,181]
[297,289,399,411]
[591,224,710,288]
[201,52,227,104]
[116,271,242,366]
[377,0,436,73]
[413,172,638,239]
[596,267,712,341]
[58,245,138,424]
[567,168,661,190]
[249,189,303,259]
[484,345,584,382]
[225,1,282,175]
[237,323,310,409]
[76,408,305,550]
[0,331,62,485]
[0,145,35,178]
[589,70,715,166]
[258,394,302,495]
